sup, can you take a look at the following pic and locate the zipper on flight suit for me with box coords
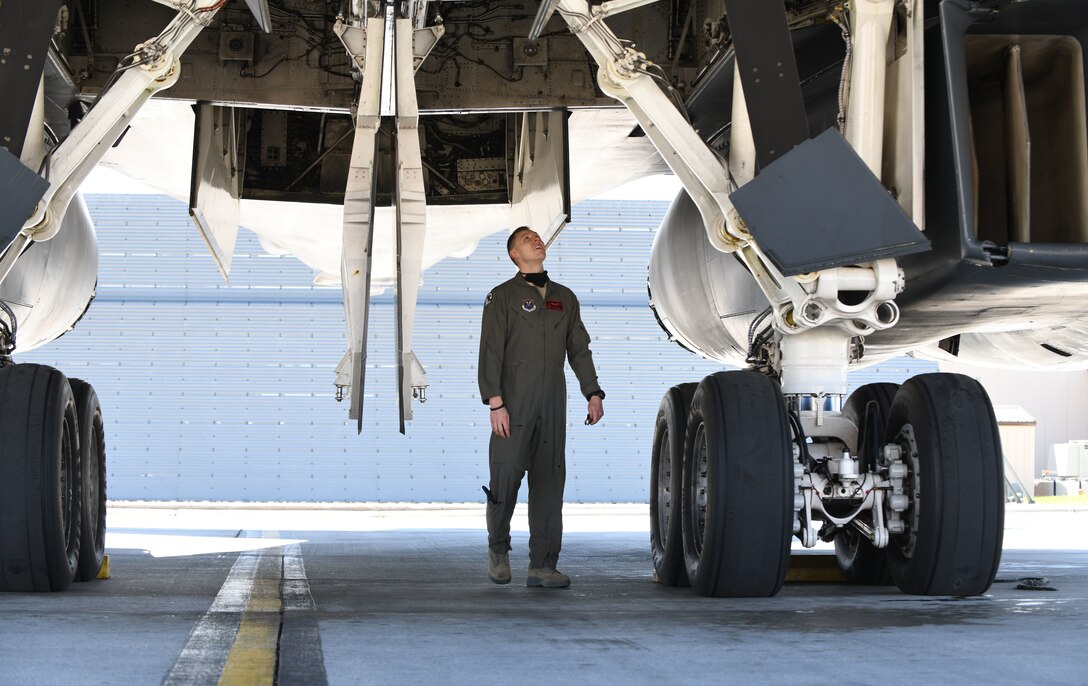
[539,285,547,425]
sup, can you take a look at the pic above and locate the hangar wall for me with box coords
[20,194,936,502]
[938,360,1088,479]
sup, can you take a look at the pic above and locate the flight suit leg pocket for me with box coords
[490,422,532,472]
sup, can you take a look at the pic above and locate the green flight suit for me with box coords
[478,274,601,569]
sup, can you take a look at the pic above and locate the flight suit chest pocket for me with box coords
[545,299,569,329]
[514,298,543,329]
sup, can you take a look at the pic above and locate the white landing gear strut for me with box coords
[334,4,433,433]
[564,0,1002,596]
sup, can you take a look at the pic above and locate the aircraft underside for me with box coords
[1,0,1085,597]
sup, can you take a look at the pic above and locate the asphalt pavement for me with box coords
[0,503,1085,685]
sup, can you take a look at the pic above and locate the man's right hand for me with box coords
[489,397,510,438]
[490,407,510,438]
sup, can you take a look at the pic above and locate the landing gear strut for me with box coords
[0,0,198,595]
[834,382,898,585]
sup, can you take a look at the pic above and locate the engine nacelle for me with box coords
[0,193,98,353]
[648,190,766,367]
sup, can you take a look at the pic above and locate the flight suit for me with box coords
[478,275,601,569]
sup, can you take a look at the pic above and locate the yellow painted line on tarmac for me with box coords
[218,532,283,686]
[164,530,322,685]
[164,553,260,685]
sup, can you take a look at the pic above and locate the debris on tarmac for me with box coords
[1014,577,1057,591]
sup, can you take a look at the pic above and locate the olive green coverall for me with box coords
[478,275,601,569]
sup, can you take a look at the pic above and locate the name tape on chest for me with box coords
[546,300,563,311]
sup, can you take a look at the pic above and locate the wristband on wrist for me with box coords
[490,404,505,412]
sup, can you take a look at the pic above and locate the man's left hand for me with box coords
[586,396,604,425]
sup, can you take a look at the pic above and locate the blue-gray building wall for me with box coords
[19,194,936,502]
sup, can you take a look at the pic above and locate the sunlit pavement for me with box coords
[1,504,1085,685]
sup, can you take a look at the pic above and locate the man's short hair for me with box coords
[507,226,532,263]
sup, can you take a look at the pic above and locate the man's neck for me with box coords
[519,263,545,274]
[520,268,549,289]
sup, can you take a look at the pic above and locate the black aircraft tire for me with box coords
[835,383,899,585]
[884,373,1004,596]
[650,382,697,587]
[0,364,82,592]
[69,378,106,582]
[834,527,891,586]
[681,371,792,598]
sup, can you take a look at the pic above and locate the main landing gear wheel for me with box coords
[835,382,898,585]
[0,364,82,592]
[70,378,107,582]
[650,382,696,587]
[681,371,792,597]
[884,373,1004,596]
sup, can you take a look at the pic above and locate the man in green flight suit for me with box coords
[478,225,605,588]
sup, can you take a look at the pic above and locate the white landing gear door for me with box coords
[394,16,428,434]
[509,110,570,247]
[189,104,241,283]
[339,16,386,434]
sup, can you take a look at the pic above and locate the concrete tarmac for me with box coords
[1,504,1086,685]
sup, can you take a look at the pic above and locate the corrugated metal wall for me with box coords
[19,194,936,502]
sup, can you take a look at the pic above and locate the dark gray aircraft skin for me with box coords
[655,1,1088,371]
[885,1,1088,369]
[0,0,1080,599]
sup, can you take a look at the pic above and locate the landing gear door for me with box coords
[509,109,570,246]
[242,0,274,33]
[189,103,242,283]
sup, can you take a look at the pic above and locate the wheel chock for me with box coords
[785,554,847,583]
[96,555,111,580]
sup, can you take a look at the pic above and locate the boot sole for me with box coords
[526,578,570,588]
[489,574,511,585]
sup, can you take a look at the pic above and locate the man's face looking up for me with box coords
[509,228,546,267]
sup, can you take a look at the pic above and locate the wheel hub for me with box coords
[692,423,708,556]
[656,427,672,535]
[61,418,74,544]
[87,436,100,531]
[888,423,921,559]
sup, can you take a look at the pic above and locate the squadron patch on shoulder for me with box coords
[522,299,537,312]
[484,292,493,306]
